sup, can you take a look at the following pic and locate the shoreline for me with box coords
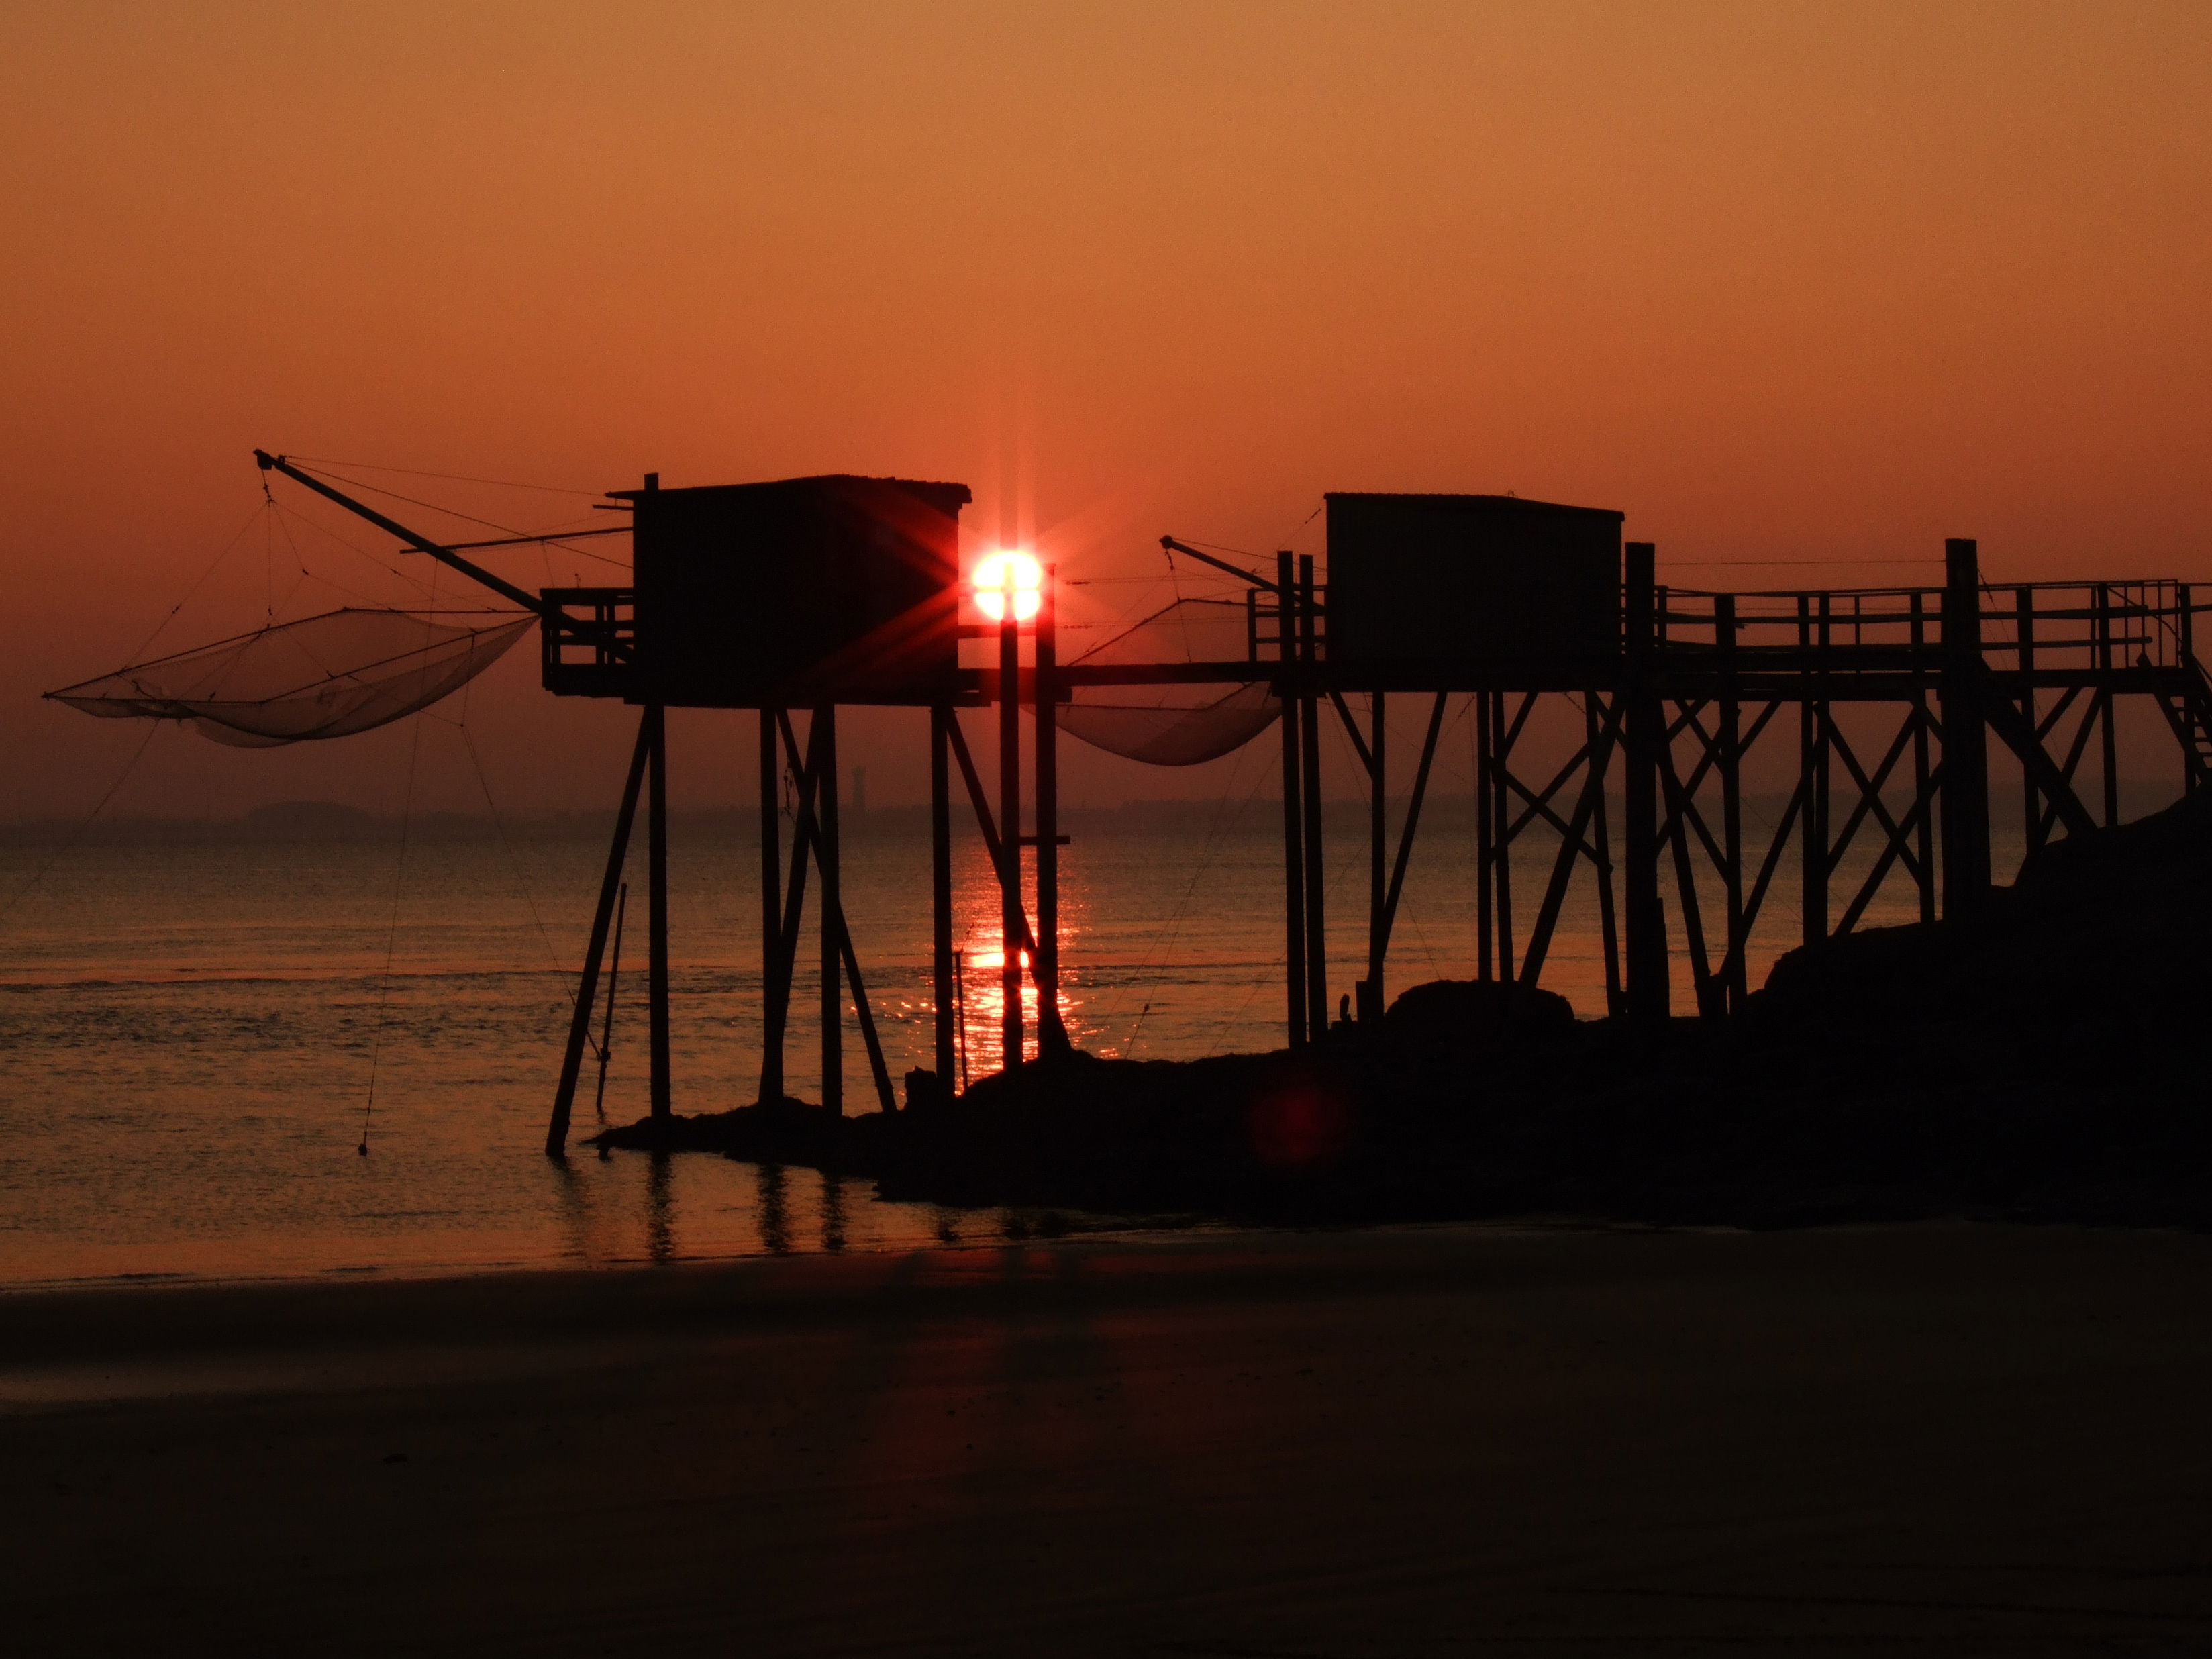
[5,1221,2210,1652]
[0,1207,1229,1304]
[0,1215,1652,1368]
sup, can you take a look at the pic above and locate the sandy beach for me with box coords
[3,1222,2209,1655]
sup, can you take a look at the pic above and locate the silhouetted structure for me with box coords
[252,455,2212,1156]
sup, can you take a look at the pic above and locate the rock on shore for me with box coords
[595,792,2212,1229]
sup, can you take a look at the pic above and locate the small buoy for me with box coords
[357,1141,370,1156]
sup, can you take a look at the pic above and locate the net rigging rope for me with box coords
[291,463,630,571]
[121,502,274,666]
[456,708,589,1045]
[1107,738,1272,1057]
[357,570,446,1156]
[273,499,442,603]
[284,456,606,496]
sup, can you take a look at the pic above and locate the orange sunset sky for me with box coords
[3,1,2206,820]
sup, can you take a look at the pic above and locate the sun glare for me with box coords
[972,550,1042,621]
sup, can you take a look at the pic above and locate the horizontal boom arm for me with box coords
[255,450,554,619]
[1160,535,1277,592]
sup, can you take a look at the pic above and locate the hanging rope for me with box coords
[356,573,443,1155]
[286,463,629,570]
[1112,739,1273,1057]
[271,499,440,603]
[457,718,574,1001]
[283,456,604,496]
[120,502,272,666]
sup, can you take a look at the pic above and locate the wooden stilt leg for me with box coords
[1298,554,1327,1035]
[817,705,842,1114]
[930,704,955,1091]
[646,704,671,1122]
[758,709,783,1105]
[999,598,1023,1070]
[1036,566,1068,1054]
[546,712,651,1156]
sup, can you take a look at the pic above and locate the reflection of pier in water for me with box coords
[549,1150,981,1262]
[252,458,2212,1147]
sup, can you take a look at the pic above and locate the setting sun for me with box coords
[972,550,1042,622]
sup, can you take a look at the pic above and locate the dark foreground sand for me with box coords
[3,1223,2209,1656]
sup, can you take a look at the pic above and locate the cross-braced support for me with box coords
[756,709,895,1116]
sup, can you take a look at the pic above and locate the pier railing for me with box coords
[541,587,636,697]
[1652,579,2204,685]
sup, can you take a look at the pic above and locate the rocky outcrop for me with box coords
[591,795,2212,1230]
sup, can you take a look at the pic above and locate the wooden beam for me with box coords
[1519,695,1623,987]
[646,704,670,1120]
[1375,691,1448,968]
[546,711,652,1156]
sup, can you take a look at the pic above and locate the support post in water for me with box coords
[1621,541,1668,1020]
[1362,689,1386,1021]
[646,703,672,1121]
[1716,595,1746,1013]
[547,711,652,1156]
[1276,550,1307,1048]
[1035,563,1068,1054]
[930,703,956,1091]
[999,572,1025,1069]
[1940,537,1991,919]
[1298,553,1327,1036]
[758,708,783,1105]
[1801,594,1831,946]
[817,705,842,1114]
[1476,691,1493,981]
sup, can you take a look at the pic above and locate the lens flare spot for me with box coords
[1246,1083,1353,1171]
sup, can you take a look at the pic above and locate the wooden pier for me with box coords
[248,456,2212,1152]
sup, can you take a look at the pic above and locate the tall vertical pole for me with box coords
[1364,691,1386,1021]
[816,705,842,1113]
[1298,554,1327,1035]
[1475,693,1493,981]
[547,713,652,1156]
[1622,542,1668,1020]
[646,702,672,1121]
[1716,595,1745,1012]
[1036,564,1066,1052]
[1493,693,1516,981]
[1276,552,1307,1048]
[1940,538,1990,919]
[1910,592,1937,923]
[929,704,956,1091]
[1588,693,1624,1017]
[1803,596,1831,945]
[2183,583,2199,794]
[2097,585,2120,828]
[2017,588,2041,854]
[758,709,783,1104]
[999,579,1024,1068]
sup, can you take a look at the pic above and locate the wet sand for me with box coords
[3,1222,2209,1655]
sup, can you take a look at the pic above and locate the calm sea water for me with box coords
[0,803,1938,1289]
